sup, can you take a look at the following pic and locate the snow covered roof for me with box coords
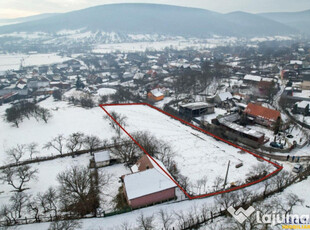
[245,103,280,122]
[290,60,302,65]
[125,155,176,200]
[217,92,233,101]
[124,168,176,200]
[150,88,164,97]
[180,102,214,110]
[296,101,310,109]
[244,74,262,82]
[133,72,144,80]
[94,151,110,162]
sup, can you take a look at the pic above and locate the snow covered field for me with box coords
[0,97,115,165]
[103,104,276,195]
[0,153,91,207]
[0,53,71,72]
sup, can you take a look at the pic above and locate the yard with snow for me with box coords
[0,97,116,165]
[103,104,277,196]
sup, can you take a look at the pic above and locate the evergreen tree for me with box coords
[273,117,281,135]
[76,76,84,90]
[292,104,298,114]
[305,104,310,116]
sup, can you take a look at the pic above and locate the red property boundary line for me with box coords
[99,103,283,200]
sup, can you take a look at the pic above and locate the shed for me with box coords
[94,151,110,167]
[179,102,214,117]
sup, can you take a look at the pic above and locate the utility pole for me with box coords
[223,160,230,190]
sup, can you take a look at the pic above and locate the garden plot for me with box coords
[103,104,275,196]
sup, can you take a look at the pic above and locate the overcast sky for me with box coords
[1,0,310,19]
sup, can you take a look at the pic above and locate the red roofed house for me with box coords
[122,155,177,209]
[244,103,281,127]
[147,88,164,101]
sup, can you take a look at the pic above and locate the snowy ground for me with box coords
[98,164,131,212]
[0,153,91,208]
[0,97,115,165]
[0,53,71,71]
[103,104,276,195]
[10,165,309,230]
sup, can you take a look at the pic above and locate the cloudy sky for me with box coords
[1,0,310,18]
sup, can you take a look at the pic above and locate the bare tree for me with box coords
[27,195,41,222]
[83,135,102,155]
[36,107,52,123]
[57,165,109,216]
[66,132,85,153]
[136,213,154,230]
[0,165,38,192]
[106,111,127,136]
[158,209,174,230]
[262,179,272,197]
[178,175,191,193]
[195,176,208,194]
[10,192,29,218]
[44,134,66,155]
[246,163,273,183]
[132,131,159,157]
[38,187,59,217]
[236,189,254,207]
[118,221,133,230]
[0,204,16,225]
[6,144,26,164]
[212,176,224,192]
[272,170,292,191]
[215,192,238,210]
[111,137,140,166]
[27,142,38,160]
[174,210,188,229]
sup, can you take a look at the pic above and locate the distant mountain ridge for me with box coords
[0,13,59,26]
[0,4,307,37]
[259,10,310,35]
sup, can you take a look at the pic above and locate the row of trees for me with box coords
[44,133,106,155]
[68,94,95,108]
[0,165,110,226]
[5,101,52,127]
[3,133,106,166]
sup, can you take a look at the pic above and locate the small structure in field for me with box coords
[179,102,214,118]
[94,151,110,167]
[123,155,177,209]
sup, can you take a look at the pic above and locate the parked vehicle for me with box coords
[293,164,302,173]
[270,142,284,149]
[287,134,294,139]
